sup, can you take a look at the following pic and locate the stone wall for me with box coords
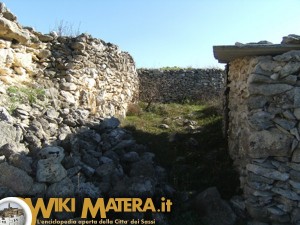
[138,68,224,102]
[227,51,300,224]
[0,3,138,118]
[0,5,171,222]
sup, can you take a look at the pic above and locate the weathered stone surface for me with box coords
[95,162,116,178]
[247,96,270,110]
[130,161,156,178]
[290,170,300,182]
[287,162,300,172]
[293,87,300,108]
[36,158,67,183]
[248,111,274,130]
[194,187,236,225]
[246,164,289,181]
[60,82,77,91]
[289,180,300,189]
[111,177,156,197]
[247,129,294,158]
[281,34,300,45]
[0,7,176,222]
[294,108,300,119]
[0,162,33,195]
[292,149,300,163]
[226,45,300,224]
[280,62,300,78]
[248,172,274,184]
[28,182,47,196]
[248,74,273,84]
[273,118,297,130]
[99,117,120,130]
[0,106,13,123]
[0,143,28,158]
[122,151,140,163]
[291,208,300,223]
[271,187,300,201]
[36,49,51,59]
[274,50,300,62]
[8,154,32,173]
[0,3,17,21]
[0,121,22,148]
[138,68,224,103]
[76,182,101,198]
[38,146,65,162]
[0,17,32,44]
[46,177,74,197]
[248,84,293,96]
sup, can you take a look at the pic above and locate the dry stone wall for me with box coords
[0,2,138,119]
[138,68,224,102]
[0,4,172,222]
[228,50,300,224]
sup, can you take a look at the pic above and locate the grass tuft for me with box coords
[6,86,46,112]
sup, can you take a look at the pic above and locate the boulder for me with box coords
[247,129,294,158]
[0,121,22,148]
[46,177,74,197]
[194,187,236,225]
[0,162,33,195]
[0,16,35,44]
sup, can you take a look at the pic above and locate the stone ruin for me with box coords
[138,68,224,103]
[214,34,300,224]
[0,2,138,118]
[0,2,172,222]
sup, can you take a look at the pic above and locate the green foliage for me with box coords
[7,86,46,112]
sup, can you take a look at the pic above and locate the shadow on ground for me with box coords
[124,115,240,199]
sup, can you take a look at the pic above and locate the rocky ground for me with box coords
[0,98,246,224]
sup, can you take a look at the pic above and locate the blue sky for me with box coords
[2,0,300,68]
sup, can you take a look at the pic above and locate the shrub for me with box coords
[7,86,46,112]
[126,103,143,116]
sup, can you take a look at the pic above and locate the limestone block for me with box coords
[293,108,300,119]
[292,149,300,163]
[60,82,77,91]
[271,187,300,201]
[36,157,67,183]
[0,48,13,67]
[248,111,274,130]
[36,49,51,59]
[248,83,293,96]
[274,50,300,62]
[13,66,26,75]
[247,73,273,84]
[46,177,74,197]
[0,17,32,44]
[38,146,65,163]
[0,121,23,148]
[13,52,33,72]
[61,90,76,104]
[280,62,300,78]
[273,118,297,131]
[294,87,300,108]
[281,34,300,45]
[246,164,289,181]
[247,129,294,158]
[0,39,11,49]
[0,162,33,195]
[0,67,12,76]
